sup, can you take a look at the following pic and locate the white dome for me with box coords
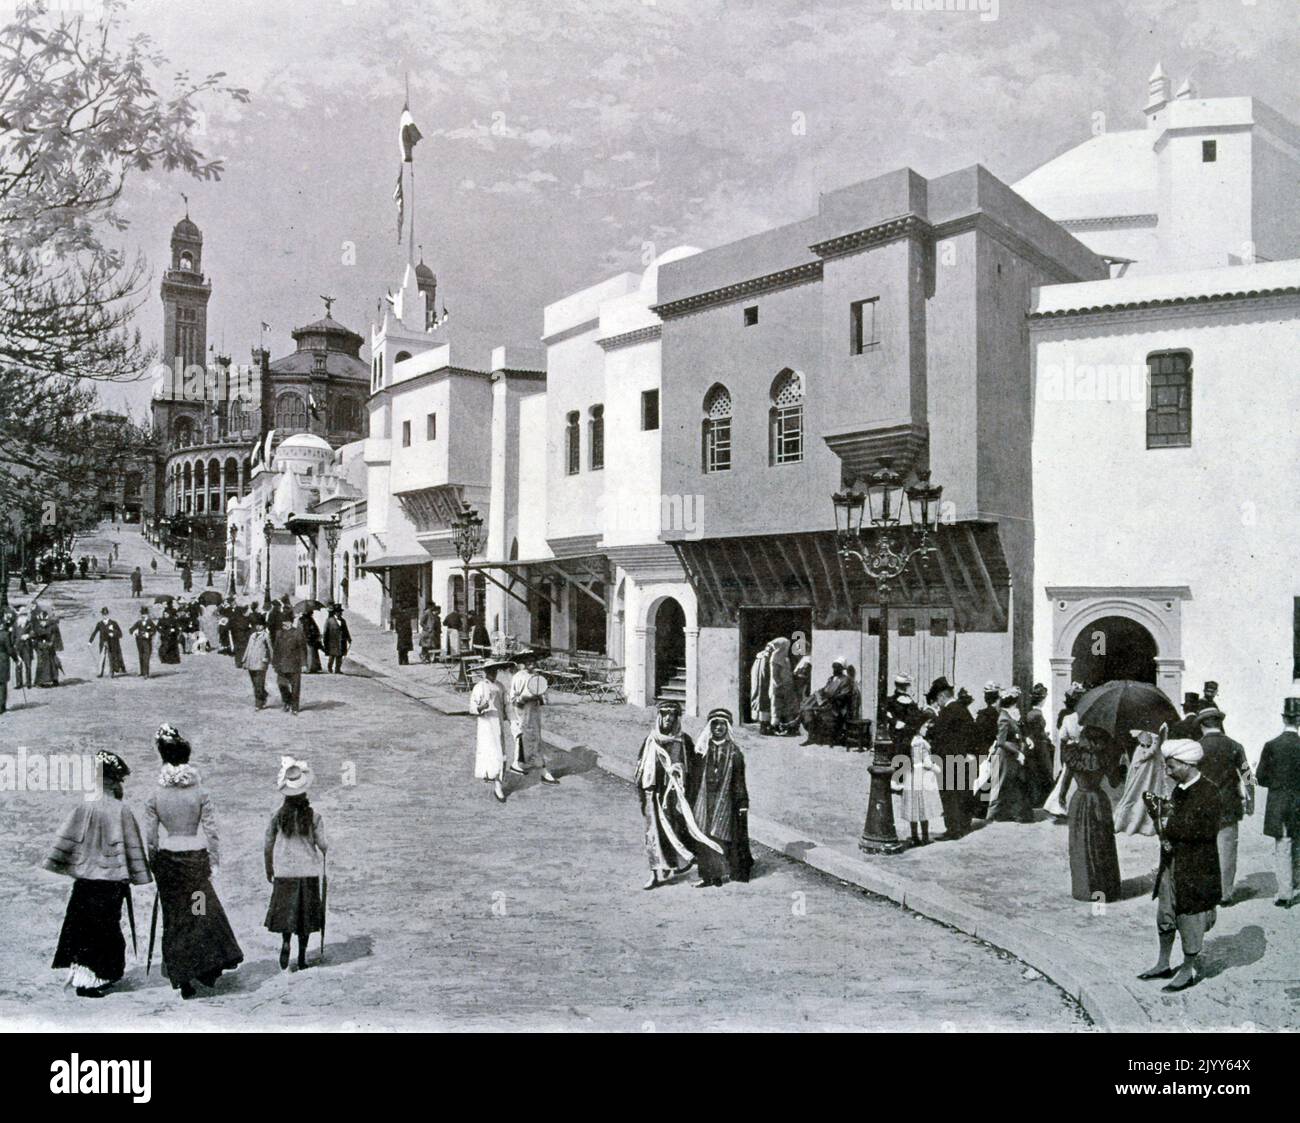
[639,244,702,298]
[277,432,333,454]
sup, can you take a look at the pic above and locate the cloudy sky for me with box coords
[101,0,1298,415]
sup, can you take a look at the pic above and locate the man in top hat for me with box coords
[1256,697,1300,907]
[128,606,156,678]
[1195,706,1254,905]
[10,606,33,691]
[0,612,13,715]
[690,709,752,887]
[1139,739,1221,992]
[926,676,975,839]
[88,607,127,678]
[323,604,351,674]
[1168,692,1203,740]
[508,651,559,785]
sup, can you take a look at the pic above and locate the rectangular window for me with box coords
[565,411,580,475]
[1202,140,1217,163]
[402,419,411,447]
[426,412,436,440]
[1146,351,1192,448]
[641,389,660,431]
[703,418,731,473]
[743,305,758,327]
[851,298,879,354]
[589,405,604,471]
[771,405,803,465]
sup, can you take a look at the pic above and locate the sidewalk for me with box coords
[340,613,1294,1032]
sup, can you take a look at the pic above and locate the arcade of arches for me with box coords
[167,454,254,515]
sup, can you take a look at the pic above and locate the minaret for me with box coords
[160,208,211,373]
[1145,62,1171,125]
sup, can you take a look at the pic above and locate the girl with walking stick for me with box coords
[264,757,329,971]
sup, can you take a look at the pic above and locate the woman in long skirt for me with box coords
[264,758,328,971]
[157,609,182,664]
[471,660,511,802]
[44,751,152,997]
[987,688,1034,823]
[143,724,243,999]
[1065,727,1123,901]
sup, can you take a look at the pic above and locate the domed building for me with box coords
[150,212,369,562]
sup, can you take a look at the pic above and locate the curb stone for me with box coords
[347,648,1146,1030]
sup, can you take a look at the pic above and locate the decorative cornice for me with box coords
[1029,286,1300,323]
[650,261,822,320]
[597,323,662,351]
[809,213,933,260]
[540,316,600,347]
[1058,214,1158,232]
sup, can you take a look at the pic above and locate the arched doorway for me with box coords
[653,597,686,699]
[1070,615,1158,687]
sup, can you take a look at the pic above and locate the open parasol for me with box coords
[197,590,224,606]
[153,594,174,604]
[1074,680,1179,740]
[293,599,323,616]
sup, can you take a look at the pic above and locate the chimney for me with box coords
[1174,77,1196,100]
[1145,62,1171,123]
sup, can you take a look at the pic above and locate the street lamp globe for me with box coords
[451,506,484,566]
[906,470,944,538]
[865,457,905,527]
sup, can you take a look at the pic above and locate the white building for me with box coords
[1030,259,1300,754]
[1014,65,1300,276]
[362,256,544,633]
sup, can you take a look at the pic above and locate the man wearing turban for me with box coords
[1138,739,1222,992]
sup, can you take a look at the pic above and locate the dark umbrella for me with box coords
[293,600,323,616]
[197,590,224,606]
[153,594,174,604]
[1075,680,1178,740]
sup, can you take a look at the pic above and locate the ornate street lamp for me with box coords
[323,517,342,605]
[227,524,238,596]
[832,457,944,854]
[263,518,274,608]
[450,505,485,689]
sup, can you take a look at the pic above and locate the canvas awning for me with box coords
[464,552,611,611]
[357,554,432,571]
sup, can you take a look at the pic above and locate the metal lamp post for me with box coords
[263,518,274,609]
[832,457,944,854]
[323,518,341,605]
[450,505,484,689]
[227,524,238,596]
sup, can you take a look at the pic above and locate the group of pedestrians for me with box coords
[0,603,66,705]
[42,725,329,1000]
[470,652,560,802]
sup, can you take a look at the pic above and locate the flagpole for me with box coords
[408,159,415,266]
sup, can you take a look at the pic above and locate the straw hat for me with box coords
[276,756,313,794]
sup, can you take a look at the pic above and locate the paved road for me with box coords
[0,526,1089,1031]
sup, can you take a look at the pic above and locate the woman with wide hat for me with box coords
[142,724,244,999]
[264,757,329,971]
[472,658,514,802]
[44,751,152,997]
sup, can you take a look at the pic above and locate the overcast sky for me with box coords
[101,0,1299,416]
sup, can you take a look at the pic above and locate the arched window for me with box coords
[589,404,604,471]
[179,251,194,271]
[565,410,580,475]
[276,393,308,431]
[769,368,804,465]
[394,350,412,364]
[702,384,732,473]
[331,396,362,434]
[172,416,195,448]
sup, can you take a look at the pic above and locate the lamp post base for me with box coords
[859,737,905,855]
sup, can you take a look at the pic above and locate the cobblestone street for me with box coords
[0,528,1088,1031]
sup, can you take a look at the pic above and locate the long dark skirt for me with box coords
[693,820,754,885]
[52,879,128,986]
[154,850,243,990]
[158,634,180,664]
[264,877,324,936]
[1068,783,1122,902]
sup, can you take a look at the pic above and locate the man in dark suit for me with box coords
[1257,697,1300,908]
[1168,692,1202,740]
[1196,707,1254,905]
[927,676,974,839]
[128,607,156,678]
[1139,739,1222,992]
[272,617,306,714]
[0,616,13,714]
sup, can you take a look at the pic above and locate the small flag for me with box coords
[251,436,263,466]
[394,168,404,243]
[308,392,323,420]
[260,321,271,332]
[399,106,422,163]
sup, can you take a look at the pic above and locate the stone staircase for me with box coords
[656,664,687,706]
